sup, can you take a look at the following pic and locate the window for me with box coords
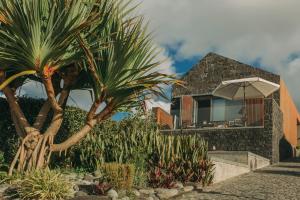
[196,98,211,123]
[225,100,244,121]
[211,98,226,121]
[171,95,264,128]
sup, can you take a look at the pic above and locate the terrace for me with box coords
[170,95,264,130]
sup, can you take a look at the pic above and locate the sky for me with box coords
[9,0,300,117]
[139,0,300,112]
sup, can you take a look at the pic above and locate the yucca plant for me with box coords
[0,0,179,175]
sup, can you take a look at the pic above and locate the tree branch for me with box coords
[2,87,38,136]
[51,101,114,152]
[43,77,63,113]
[33,100,51,130]
[43,89,70,137]
[10,110,26,137]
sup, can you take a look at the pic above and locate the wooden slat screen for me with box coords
[246,98,264,126]
[181,95,194,127]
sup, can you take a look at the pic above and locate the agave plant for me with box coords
[0,0,178,175]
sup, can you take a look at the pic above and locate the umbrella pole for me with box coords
[243,84,247,127]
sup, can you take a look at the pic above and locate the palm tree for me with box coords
[0,0,178,175]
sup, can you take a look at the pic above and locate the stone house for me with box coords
[154,53,300,163]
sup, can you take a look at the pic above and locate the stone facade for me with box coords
[271,100,283,163]
[162,99,282,163]
[164,53,285,163]
[172,52,280,103]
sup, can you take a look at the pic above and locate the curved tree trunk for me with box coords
[9,133,53,175]
[2,67,114,175]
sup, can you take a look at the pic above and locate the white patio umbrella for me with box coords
[212,77,280,126]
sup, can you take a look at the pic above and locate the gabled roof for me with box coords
[172,52,280,97]
[181,52,279,80]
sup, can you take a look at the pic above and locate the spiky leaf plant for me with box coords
[16,169,74,200]
[0,0,179,174]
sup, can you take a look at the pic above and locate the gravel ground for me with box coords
[174,158,300,200]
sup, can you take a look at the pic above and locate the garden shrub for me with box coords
[1,98,214,187]
[0,151,4,166]
[148,134,214,187]
[16,169,74,200]
[99,163,135,190]
[0,97,86,167]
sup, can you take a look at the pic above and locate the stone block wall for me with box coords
[162,98,283,163]
[271,100,283,163]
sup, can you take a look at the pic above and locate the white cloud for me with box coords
[154,46,176,75]
[139,0,300,109]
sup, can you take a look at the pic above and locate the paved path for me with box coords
[175,158,300,200]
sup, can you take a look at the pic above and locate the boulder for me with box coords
[132,189,140,197]
[120,197,130,200]
[107,189,118,200]
[73,184,80,192]
[174,182,184,189]
[139,188,155,195]
[75,191,89,197]
[93,170,102,178]
[71,195,110,200]
[0,184,9,194]
[183,186,194,192]
[83,174,95,182]
[155,188,179,199]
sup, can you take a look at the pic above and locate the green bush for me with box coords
[76,111,214,187]
[0,151,4,165]
[16,169,74,200]
[0,98,214,187]
[148,134,214,187]
[0,97,87,167]
[99,163,135,190]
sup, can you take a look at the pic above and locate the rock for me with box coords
[174,182,184,189]
[73,184,80,192]
[93,170,102,178]
[149,195,160,200]
[132,189,140,197]
[194,183,203,190]
[107,189,118,200]
[155,188,179,199]
[0,184,9,193]
[120,197,130,200]
[139,188,155,195]
[183,186,194,192]
[77,180,94,185]
[71,195,110,200]
[84,174,95,182]
[146,197,154,200]
[75,191,89,197]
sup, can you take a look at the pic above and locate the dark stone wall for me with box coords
[172,52,280,103]
[162,98,283,163]
[271,100,283,163]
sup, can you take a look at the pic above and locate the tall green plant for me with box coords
[73,111,214,186]
[0,0,178,174]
